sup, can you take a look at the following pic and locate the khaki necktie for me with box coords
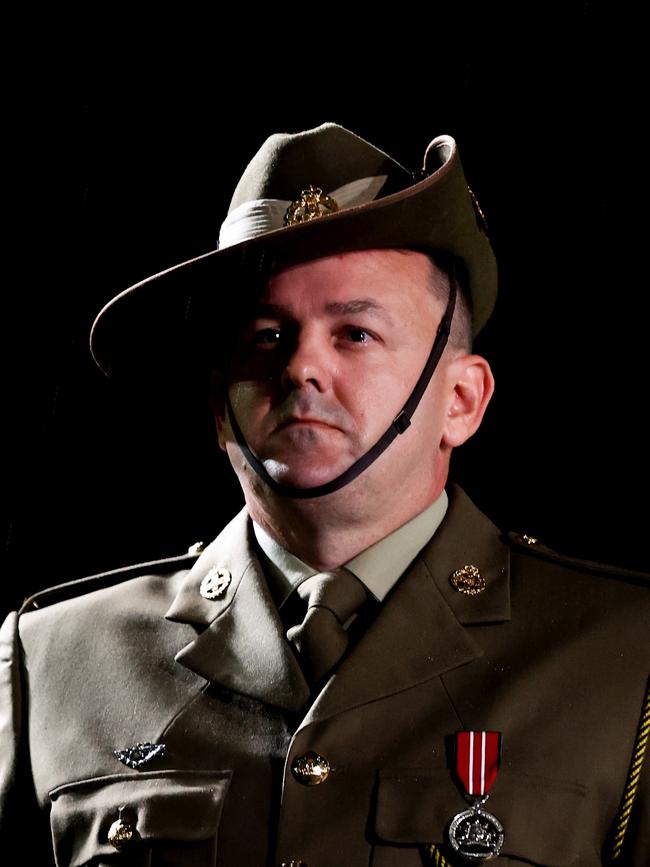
[284,569,369,684]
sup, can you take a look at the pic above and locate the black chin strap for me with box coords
[226,267,457,499]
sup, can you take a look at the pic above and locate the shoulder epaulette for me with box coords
[506,531,650,587]
[19,543,206,615]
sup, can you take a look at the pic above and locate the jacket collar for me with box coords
[165,483,510,720]
[165,508,311,713]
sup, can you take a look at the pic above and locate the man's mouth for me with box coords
[276,416,337,431]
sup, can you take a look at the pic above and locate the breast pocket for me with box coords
[371,767,591,866]
[48,769,232,867]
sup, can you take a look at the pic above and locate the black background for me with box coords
[3,5,646,619]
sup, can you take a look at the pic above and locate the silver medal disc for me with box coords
[448,805,504,860]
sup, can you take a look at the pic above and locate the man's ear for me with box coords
[441,354,495,448]
[208,369,228,451]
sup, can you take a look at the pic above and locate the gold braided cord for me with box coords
[420,842,454,866]
[609,679,650,861]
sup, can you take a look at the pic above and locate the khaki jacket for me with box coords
[0,484,648,866]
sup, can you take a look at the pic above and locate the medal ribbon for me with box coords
[455,731,501,797]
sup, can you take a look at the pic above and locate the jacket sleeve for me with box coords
[0,611,55,863]
[0,611,21,830]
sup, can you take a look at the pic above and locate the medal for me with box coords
[448,731,504,861]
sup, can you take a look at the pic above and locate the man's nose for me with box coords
[280,329,333,393]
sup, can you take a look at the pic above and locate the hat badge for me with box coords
[284,185,339,226]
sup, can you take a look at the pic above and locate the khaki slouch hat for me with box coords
[90,122,497,381]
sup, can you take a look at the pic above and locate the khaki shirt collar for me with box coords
[252,488,449,606]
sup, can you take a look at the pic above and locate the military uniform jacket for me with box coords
[0,484,648,866]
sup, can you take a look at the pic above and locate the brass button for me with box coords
[107,807,136,849]
[280,862,309,867]
[511,532,539,546]
[291,750,330,785]
[450,564,486,596]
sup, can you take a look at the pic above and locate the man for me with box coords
[1,123,648,865]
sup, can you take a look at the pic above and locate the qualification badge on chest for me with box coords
[448,731,504,861]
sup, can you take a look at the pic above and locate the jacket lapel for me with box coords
[300,483,511,729]
[165,508,310,713]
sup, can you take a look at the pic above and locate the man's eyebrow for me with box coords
[324,299,393,322]
[249,299,394,323]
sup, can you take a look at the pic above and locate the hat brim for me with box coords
[90,138,497,380]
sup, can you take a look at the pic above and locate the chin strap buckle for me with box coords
[393,411,412,434]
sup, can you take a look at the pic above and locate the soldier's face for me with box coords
[214,248,457,494]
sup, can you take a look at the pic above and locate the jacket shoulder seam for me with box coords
[19,552,202,614]
[506,531,650,586]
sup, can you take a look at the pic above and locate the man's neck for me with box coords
[254,489,449,608]
[245,478,447,571]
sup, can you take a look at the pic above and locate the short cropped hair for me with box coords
[397,248,473,355]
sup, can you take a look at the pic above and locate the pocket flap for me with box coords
[375,767,589,867]
[49,769,232,867]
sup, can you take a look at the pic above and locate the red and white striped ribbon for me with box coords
[455,730,501,796]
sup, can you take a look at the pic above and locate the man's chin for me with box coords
[261,457,351,490]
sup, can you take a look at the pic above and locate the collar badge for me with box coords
[200,566,232,600]
[450,564,486,596]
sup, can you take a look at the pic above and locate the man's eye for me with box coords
[254,327,282,346]
[345,327,372,343]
